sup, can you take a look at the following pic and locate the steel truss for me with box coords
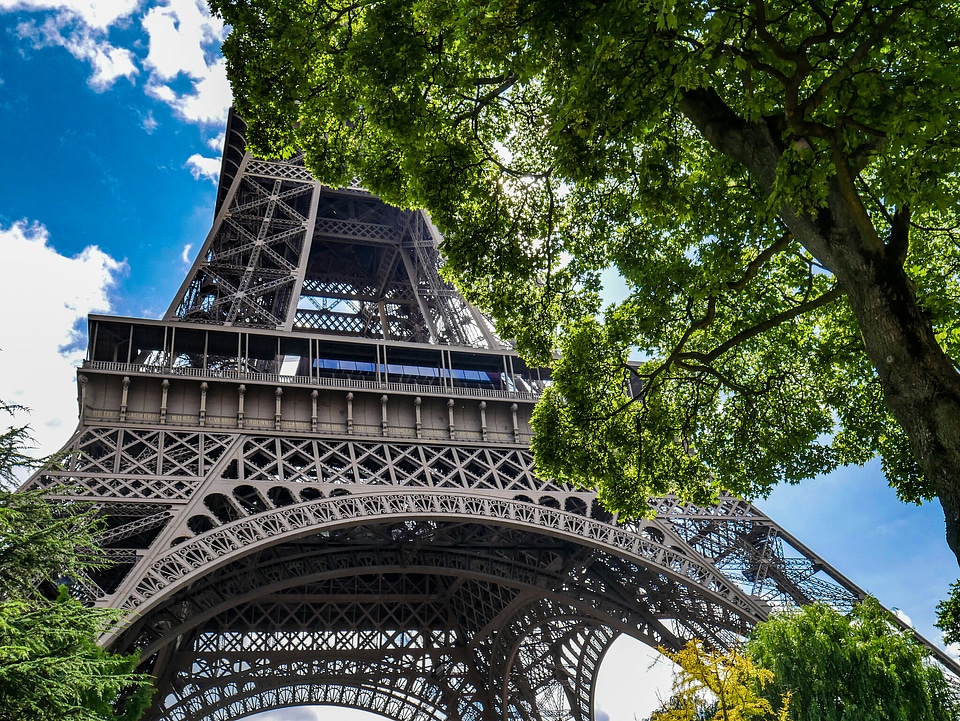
[23,112,957,721]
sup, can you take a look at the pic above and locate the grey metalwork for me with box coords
[23,112,957,721]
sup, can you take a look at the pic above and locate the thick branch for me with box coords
[799,3,911,117]
[678,286,843,365]
[727,232,794,291]
[830,144,885,253]
[452,73,518,125]
[678,88,782,191]
[887,205,911,266]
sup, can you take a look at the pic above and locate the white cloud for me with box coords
[0,0,138,30]
[145,81,176,105]
[892,607,914,628]
[159,56,232,125]
[16,13,137,91]
[0,221,125,458]
[206,132,225,152]
[180,243,192,264]
[142,0,224,80]
[69,32,138,90]
[141,0,231,125]
[140,110,158,133]
[185,153,220,183]
[7,0,231,123]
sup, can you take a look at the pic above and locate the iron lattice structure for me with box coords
[24,112,957,721]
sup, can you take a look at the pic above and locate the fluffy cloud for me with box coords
[0,0,138,29]
[0,221,124,458]
[81,39,138,89]
[185,153,220,183]
[16,13,138,91]
[207,132,225,152]
[155,56,231,125]
[142,0,224,80]
[4,0,231,179]
[142,0,231,125]
[9,1,231,124]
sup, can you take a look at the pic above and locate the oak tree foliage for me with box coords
[209,0,960,561]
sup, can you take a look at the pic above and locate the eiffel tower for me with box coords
[24,111,957,721]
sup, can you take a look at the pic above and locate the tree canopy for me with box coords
[747,599,959,721]
[0,409,152,720]
[935,581,960,647]
[209,0,960,561]
[647,600,958,721]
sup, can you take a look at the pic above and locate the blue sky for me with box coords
[0,2,956,720]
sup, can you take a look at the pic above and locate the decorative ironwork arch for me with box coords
[111,491,765,615]
[159,658,462,721]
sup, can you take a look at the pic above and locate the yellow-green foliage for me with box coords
[651,640,790,721]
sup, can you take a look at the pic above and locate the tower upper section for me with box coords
[165,111,504,349]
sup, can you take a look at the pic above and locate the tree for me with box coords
[209,0,960,561]
[747,598,959,720]
[0,406,152,720]
[645,640,789,721]
[648,600,958,721]
[935,581,960,646]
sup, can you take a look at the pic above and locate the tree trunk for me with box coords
[681,88,960,565]
[823,236,960,563]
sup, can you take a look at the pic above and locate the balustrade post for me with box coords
[237,384,245,428]
[199,382,208,427]
[160,379,169,425]
[120,376,130,422]
[414,397,422,439]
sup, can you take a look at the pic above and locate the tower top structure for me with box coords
[166,111,503,350]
